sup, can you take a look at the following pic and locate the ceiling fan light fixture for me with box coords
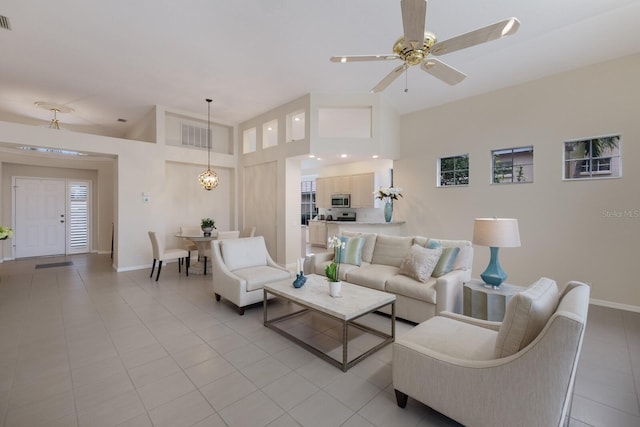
[199,98,219,191]
[34,101,73,130]
[501,18,520,37]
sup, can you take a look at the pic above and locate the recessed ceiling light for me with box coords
[340,154,347,158]
[308,154,315,158]
[372,154,379,159]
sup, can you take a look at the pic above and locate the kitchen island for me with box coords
[309,219,406,248]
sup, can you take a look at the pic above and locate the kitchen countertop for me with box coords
[310,220,406,225]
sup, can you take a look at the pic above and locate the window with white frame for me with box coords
[492,146,534,184]
[438,154,469,187]
[564,135,621,180]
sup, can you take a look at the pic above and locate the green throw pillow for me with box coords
[432,246,460,277]
[336,236,365,266]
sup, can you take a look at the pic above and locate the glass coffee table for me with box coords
[263,274,396,372]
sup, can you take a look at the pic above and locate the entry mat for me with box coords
[35,261,74,269]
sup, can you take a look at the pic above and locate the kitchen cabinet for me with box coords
[350,172,375,208]
[315,177,330,208]
[309,220,328,247]
[315,172,374,208]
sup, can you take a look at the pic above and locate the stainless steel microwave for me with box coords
[331,194,350,208]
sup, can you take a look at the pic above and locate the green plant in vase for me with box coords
[200,218,216,236]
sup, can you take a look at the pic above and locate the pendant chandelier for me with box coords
[198,98,219,190]
[35,101,73,130]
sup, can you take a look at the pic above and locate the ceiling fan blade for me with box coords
[401,0,427,50]
[431,17,520,56]
[330,55,399,63]
[420,58,466,85]
[371,64,408,93]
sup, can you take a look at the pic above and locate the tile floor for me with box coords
[0,253,637,427]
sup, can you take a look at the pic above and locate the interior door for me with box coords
[14,178,66,258]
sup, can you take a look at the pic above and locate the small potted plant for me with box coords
[200,218,216,236]
[0,226,13,241]
[325,235,345,297]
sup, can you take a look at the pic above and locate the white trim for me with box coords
[115,260,181,273]
[590,298,640,313]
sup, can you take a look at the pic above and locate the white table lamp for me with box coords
[472,218,521,288]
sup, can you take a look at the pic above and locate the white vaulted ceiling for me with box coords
[0,0,639,138]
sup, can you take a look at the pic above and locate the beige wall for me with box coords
[395,53,640,310]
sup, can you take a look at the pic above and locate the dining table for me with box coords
[174,231,217,275]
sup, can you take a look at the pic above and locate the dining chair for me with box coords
[148,231,189,281]
[203,230,240,275]
[239,226,256,238]
[180,226,201,266]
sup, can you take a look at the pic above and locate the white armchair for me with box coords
[393,278,590,427]
[210,236,292,315]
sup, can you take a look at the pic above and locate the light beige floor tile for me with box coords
[127,355,181,388]
[358,387,428,427]
[185,356,237,388]
[196,323,236,342]
[190,413,228,427]
[340,413,375,427]
[76,389,146,427]
[159,331,206,354]
[120,342,169,370]
[200,371,257,411]
[349,356,392,389]
[262,371,319,411]
[323,372,381,411]
[73,370,135,411]
[8,370,72,409]
[272,345,318,371]
[218,390,284,427]
[115,412,153,427]
[4,389,76,427]
[110,325,159,354]
[148,389,215,427]
[295,358,342,389]
[266,413,302,427]
[172,342,219,369]
[571,394,640,427]
[241,356,291,388]
[136,370,195,410]
[223,343,270,369]
[206,332,251,354]
[288,390,354,427]
[71,356,127,389]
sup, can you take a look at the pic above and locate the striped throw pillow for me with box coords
[336,236,365,266]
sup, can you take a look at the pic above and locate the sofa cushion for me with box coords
[345,264,399,291]
[494,277,560,358]
[432,247,460,277]
[220,237,267,271]
[342,231,377,263]
[234,265,292,292]
[398,244,442,283]
[371,235,414,267]
[337,236,365,266]
[452,245,473,271]
[385,275,437,304]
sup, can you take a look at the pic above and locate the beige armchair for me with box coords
[393,278,590,427]
[210,236,292,315]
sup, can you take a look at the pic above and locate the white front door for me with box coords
[14,178,66,258]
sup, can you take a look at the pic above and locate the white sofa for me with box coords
[211,236,293,315]
[312,232,473,323]
[392,279,590,427]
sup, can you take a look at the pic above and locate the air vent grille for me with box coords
[0,15,11,30]
[181,123,210,149]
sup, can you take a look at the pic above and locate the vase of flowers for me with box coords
[374,187,403,223]
[0,226,13,241]
[325,235,345,297]
[200,218,216,236]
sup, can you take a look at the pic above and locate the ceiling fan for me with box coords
[330,0,520,93]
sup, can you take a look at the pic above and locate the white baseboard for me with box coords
[115,264,149,272]
[590,298,640,313]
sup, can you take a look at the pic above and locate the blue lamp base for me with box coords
[480,247,507,288]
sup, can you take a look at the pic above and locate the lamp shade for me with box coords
[472,218,521,248]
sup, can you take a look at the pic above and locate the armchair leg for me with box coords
[394,389,408,408]
[204,256,207,275]
[178,258,182,273]
[215,293,221,301]
[156,261,163,282]
[150,259,156,278]
[237,306,245,315]
[186,256,189,276]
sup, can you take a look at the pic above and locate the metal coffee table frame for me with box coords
[263,279,395,372]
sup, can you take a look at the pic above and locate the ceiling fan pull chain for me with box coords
[404,67,409,93]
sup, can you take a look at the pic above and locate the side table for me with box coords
[463,279,527,321]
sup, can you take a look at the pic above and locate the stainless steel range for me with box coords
[335,212,356,222]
